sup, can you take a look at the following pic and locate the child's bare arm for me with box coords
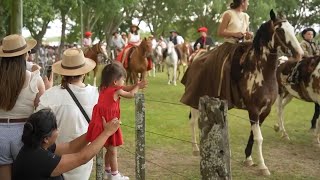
[116,87,139,99]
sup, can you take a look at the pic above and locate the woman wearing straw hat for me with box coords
[0,34,48,180]
[116,24,141,67]
[36,48,98,180]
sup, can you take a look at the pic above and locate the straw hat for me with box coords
[0,34,37,57]
[130,24,140,30]
[52,48,96,76]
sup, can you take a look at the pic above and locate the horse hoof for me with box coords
[243,159,254,167]
[259,168,271,176]
[173,82,177,86]
[281,134,290,140]
[274,124,280,132]
[192,150,200,156]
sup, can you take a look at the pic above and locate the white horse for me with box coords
[165,41,179,86]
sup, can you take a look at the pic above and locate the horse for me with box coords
[83,42,107,86]
[185,10,303,175]
[154,44,164,73]
[176,42,190,79]
[275,56,320,144]
[126,38,153,84]
[164,41,179,86]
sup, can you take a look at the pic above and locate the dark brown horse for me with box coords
[185,10,303,175]
[126,38,153,84]
[276,56,320,143]
[83,42,106,86]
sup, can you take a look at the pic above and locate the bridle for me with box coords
[271,20,289,54]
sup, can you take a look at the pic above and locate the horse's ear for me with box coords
[270,9,276,21]
[144,37,147,41]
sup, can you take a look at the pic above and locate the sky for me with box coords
[22,18,150,40]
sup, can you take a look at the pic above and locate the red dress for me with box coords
[86,86,123,146]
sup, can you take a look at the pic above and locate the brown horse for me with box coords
[276,56,320,143]
[83,42,106,86]
[126,38,153,84]
[176,42,190,79]
[184,10,303,175]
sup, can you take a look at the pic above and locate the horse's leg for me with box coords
[190,108,200,156]
[93,69,97,87]
[166,63,171,85]
[275,94,292,140]
[250,109,271,175]
[316,116,320,144]
[173,63,177,86]
[311,103,319,130]
[244,131,254,166]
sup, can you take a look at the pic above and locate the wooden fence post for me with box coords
[96,150,104,180]
[199,96,231,180]
[135,93,145,180]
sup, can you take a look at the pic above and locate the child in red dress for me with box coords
[86,61,146,180]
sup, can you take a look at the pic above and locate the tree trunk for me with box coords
[59,12,67,59]
[10,0,22,34]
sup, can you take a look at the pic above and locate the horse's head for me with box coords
[140,38,153,56]
[253,9,303,60]
[167,41,175,54]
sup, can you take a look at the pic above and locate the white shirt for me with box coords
[0,70,41,119]
[151,39,157,49]
[37,84,99,180]
[177,35,185,44]
[129,33,140,44]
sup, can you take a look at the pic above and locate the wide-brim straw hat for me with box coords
[53,48,96,76]
[130,24,140,30]
[0,34,37,57]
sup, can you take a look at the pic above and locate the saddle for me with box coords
[230,42,253,81]
[120,46,136,68]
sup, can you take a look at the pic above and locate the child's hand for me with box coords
[102,117,120,136]
[136,80,148,89]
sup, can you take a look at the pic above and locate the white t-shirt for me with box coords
[36,84,99,180]
[177,35,185,44]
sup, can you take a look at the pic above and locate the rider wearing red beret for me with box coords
[193,27,214,50]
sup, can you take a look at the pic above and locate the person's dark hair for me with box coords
[130,27,139,35]
[22,109,58,149]
[230,0,243,9]
[0,54,27,111]
[99,61,126,91]
[61,75,84,89]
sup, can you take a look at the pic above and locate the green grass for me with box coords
[87,65,320,180]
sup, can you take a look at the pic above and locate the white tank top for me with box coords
[222,9,250,43]
[129,33,140,43]
[0,70,41,119]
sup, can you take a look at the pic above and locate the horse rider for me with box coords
[121,32,128,46]
[169,30,184,45]
[111,31,126,58]
[288,27,318,84]
[193,27,214,50]
[83,31,92,47]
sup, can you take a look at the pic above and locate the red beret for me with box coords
[197,27,208,33]
[85,31,92,37]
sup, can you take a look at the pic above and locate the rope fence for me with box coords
[97,96,277,179]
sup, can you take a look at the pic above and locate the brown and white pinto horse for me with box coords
[83,42,107,86]
[188,10,303,175]
[276,56,320,143]
[126,38,153,84]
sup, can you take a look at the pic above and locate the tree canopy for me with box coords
[1,0,320,44]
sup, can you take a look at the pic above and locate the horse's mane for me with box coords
[253,20,273,53]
